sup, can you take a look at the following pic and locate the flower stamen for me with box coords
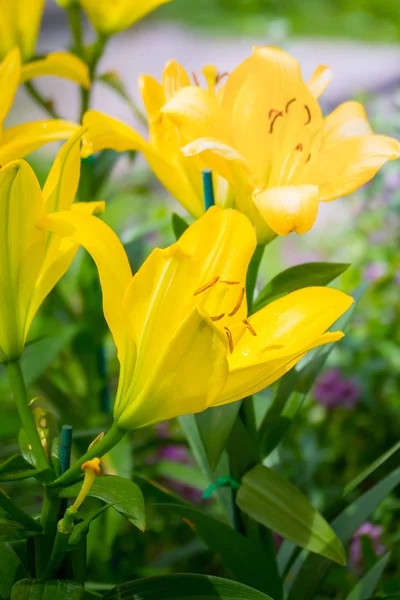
[219,280,240,285]
[192,72,200,86]
[304,105,311,125]
[211,313,225,321]
[224,327,234,353]
[295,143,303,151]
[229,287,245,317]
[286,98,296,113]
[242,318,257,336]
[194,276,220,296]
[269,111,283,133]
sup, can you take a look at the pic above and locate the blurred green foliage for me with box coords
[158,0,400,41]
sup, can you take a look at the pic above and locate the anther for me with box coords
[306,153,311,163]
[286,98,296,113]
[304,105,311,125]
[211,313,225,321]
[242,318,257,336]
[268,108,281,119]
[219,280,240,285]
[269,111,283,134]
[194,276,220,296]
[229,287,245,317]
[295,143,303,151]
[217,72,228,83]
[224,327,234,353]
[192,72,200,86]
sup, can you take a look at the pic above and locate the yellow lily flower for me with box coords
[39,207,353,429]
[81,60,228,217]
[161,46,400,241]
[0,0,44,61]
[0,48,88,165]
[0,128,104,363]
[79,0,174,36]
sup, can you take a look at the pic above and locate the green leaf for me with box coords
[157,504,282,599]
[0,455,39,482]
[195,401,242,471]
[11,579,84,599]
[253,262,349,311]
[345,553,391,600]
[172,212,189,240]
[178,415,233,520]
[288,466,400,600]
[344,440,400,497]
[103,574,273,600]
[59,475,145,531]
[0,543,27,599]
[155,461,209,490]
[237,464,345,565]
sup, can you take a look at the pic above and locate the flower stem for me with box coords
[41,508,76,580]
[24,82,60,119]
[80,34,108,121]
[5,360,49,472]
[50,423,126,488]
[66,3,84,58]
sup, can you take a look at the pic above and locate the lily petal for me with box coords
[0,48,21,128]
[21,52,90,88]
[0,161,45,360]
[317,134,400,202]
[0,120,80,164]
[80,0,173,35]
[37,211,132,353]
[217,287,353,404]
[322,101,373,142]
[307,65,333,98]
[115,306,229,429]
[162,60,191,100]
[139,74,165,121]
[253,184,319,235]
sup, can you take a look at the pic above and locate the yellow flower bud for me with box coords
[79,0,173,36]
[0,0,45,61]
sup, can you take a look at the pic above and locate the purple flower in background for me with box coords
[156,444,203,504]
[349,522,386,573]
[314,368,361,409]
[395,269,400,285]
[364,262,387,282]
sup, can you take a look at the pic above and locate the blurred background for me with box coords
[2,1,400,597]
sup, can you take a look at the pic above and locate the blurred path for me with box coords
[11,19,400,125]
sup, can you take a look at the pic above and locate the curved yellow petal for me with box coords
[307,65,333,99]
[0,120,80,164]
[0,161,45,361]
[322,101,373,143]
[21,52,90,88]
[161,85,232,145]
[253,184,319,235]
[317,134,400,202]
[0,0,44,61]
[43,127,86,215]
[182,137,250,184]
[217,287,353,404]
[162,60,191,101]
[115,306,229,429]
[221,46,322,187]
[83,110,205,218]
[139,74,165,121]
[79,0,173,35]
[0,48,21,128]
[37,211,132,353]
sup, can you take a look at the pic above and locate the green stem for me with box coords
[66,4,84,57]
[24,82,60,119]
[50,424,126,487]
[80,34,108,120]
[246,244,265,314]
[36,488,62,577]
[41,508,76,580]
[5,360,49,472]
[0,489,42,532]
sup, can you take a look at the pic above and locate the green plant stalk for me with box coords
[36,488,62,577]
[80,34,108,120]
[50,423,126,487]
[24,81,60,119]
[66,3,84,58]
[42,507,76,580]
[5,360,49,471]
[0,489,42,532]
[246,244,265,314]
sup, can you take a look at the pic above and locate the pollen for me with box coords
[224,327,234,353]
[243,318,257,336]
[211,313,225,321]
[286,98,296,113]
[229,287,245,317]
[269,111,283,134]
[82,457,101,475]
[304,104,312,125]
[194,276,220,296]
